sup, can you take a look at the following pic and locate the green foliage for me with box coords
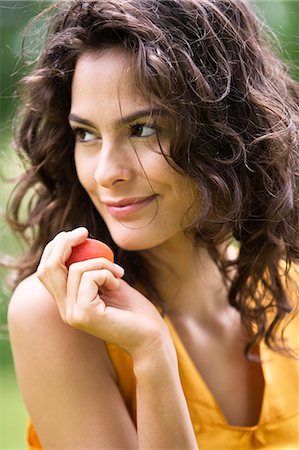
[0,2,297,448]
[255,0,299,81]
[0,365,27,449]
[0,1,298,127]
[0,1,51,131]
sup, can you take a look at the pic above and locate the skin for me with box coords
[70,49,197,252]
[8,47,265,449]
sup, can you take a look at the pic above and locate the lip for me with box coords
[103,195,157,218]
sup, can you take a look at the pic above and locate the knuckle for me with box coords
[99,269,111,279]
[81,270,100,282]
[81,271,92,282]
[43,261,55,272]
[68,264,82,276]
[96,257,108,264]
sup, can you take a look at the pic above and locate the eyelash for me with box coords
[72,127,97,143]
[72,122,162,143]
[130,122,161,138]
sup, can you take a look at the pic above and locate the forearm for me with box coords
[133,345,198,450]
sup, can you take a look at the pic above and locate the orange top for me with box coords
[26,273,299,450]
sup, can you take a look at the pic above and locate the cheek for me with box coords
[74,153,95,190]
[171,173,198,216]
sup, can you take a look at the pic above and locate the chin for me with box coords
[113,237,154,252]
[109,229,161,252]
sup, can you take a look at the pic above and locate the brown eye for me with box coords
[73,128,97,143]
[130,124,157,137]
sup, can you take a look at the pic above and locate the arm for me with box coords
[133,345,197,449]
[8,275,138,449]
[10,228,198,449]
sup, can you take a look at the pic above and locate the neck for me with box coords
[141,233,234,322]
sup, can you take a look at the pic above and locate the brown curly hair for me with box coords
[6,0,299,356]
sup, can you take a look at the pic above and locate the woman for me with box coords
[7,0,299,448]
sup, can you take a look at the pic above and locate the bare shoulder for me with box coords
[8,273,116,380]
[8,273,83,350]
[8,273,59,325]
[8,276,137,448]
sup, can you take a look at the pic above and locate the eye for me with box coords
[130,123,157,138]
[73,128,98,143]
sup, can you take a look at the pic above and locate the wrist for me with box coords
[132,333,178,380]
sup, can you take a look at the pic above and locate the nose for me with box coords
[94,138,133,188]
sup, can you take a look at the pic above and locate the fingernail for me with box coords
[113,263,125,275]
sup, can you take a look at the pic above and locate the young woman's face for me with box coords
[70,47,197,251]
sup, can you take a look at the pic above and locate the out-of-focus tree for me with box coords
[255,0,299,81]
[0,1,51,134]
[0,0,298,131]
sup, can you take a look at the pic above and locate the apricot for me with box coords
[66,238,114,268]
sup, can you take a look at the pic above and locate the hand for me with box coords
[37,228,174,360]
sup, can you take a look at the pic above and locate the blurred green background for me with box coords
[0,1,298,448]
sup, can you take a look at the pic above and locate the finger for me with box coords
[37,228,89,306]
[37,239,56,270]
[36,238,60,299]
[38,227,89,273]
[67,259,124,308]
[39,231,69,269]
[68,258,124,278]
[45,228,89,269]
[46,228,90,303]
[76,270,120,307]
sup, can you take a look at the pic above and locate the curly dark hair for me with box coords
[5,0,299,357]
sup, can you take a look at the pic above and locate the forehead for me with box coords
[71,47,145,107]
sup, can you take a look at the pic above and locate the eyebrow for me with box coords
[68,108,165,129]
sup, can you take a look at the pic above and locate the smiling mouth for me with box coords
[104,195,157,218]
